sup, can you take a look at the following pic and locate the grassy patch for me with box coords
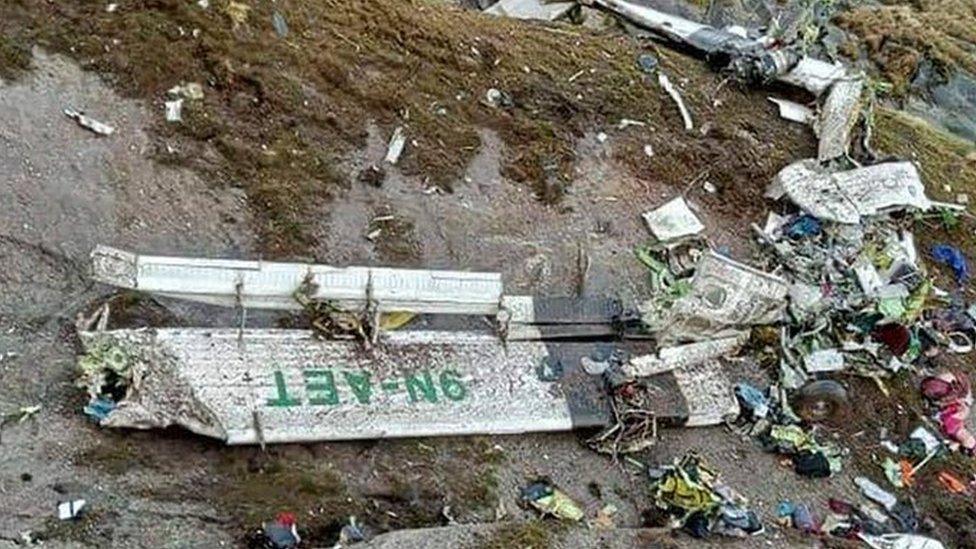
[211,451,360,540]
[0,0,670,255]
[0,33,30,80]
[0,0,814,257]
[472,520,562,549]
[34,510,113,545]
[835,0,976,92]
[873,107,976,196]
[872,107,976,294]
[75,437,158,475]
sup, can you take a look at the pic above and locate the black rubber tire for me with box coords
[793,379,850,423]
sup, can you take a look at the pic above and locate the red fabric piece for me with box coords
[871,323,910,356]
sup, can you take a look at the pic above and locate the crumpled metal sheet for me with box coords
[768,160,932,224]
[658,251,788,343]
[816,77,864,161]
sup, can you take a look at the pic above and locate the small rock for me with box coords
[643,144,654,158]
[637,53,658,74]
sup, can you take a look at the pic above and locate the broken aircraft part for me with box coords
[77,328,733,443]
[768,160,932,224]
[658,251,788,344]
[588,0,845,93]
[90,246,503,315]
[816,77,864,161]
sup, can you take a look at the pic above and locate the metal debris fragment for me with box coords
[657,73,693,131]
[484,0,577,21]
[63,108,115,136]
[642,197,704,242]
[778,57,846,96]
[58,500,86,521]
[657,251,788,343]
[90,245,503,315]
[768,97,813,124]
[768,160,932,224]
[165,99,183,122]
[816,77,864,161]
[624,335,745,378]
[385,126,406,164]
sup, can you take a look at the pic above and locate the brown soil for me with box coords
[0,0,814,258]
[835,0,976,92]
[825,373,976,548]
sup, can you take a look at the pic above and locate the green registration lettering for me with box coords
[440,370,467,401]
[343,370,373,404]
[405,371,438,403]
[304,369,340,405]
[266,370,300,407]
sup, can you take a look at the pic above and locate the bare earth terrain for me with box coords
[2,0,976,547]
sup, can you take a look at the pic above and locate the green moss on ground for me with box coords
[874,107,976,196]
[0,33,30,80]
[835,0,976,92]
[473,520,562,549]
[0,0,814,257]
[75,437,158,475]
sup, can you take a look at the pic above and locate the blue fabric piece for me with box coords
[792,503,816,532]
[776,501,795,518]
[734,383,768,418]
[785,215,821,239]
[932,244,969,283]
[82,397,116,422]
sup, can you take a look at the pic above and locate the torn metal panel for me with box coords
[484,0,576,20]
[771,160,932,224]
[671,358,740,426]
[816,77,864,161]
[642,197,704,242]
[768,97,813,124]
[91,245,503,314]
[624,334,745,377]
[64,108,115,136]
[385,126,406,164]
[76,329,726,443]
[659,251,788,343]
[778,57,847,96]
